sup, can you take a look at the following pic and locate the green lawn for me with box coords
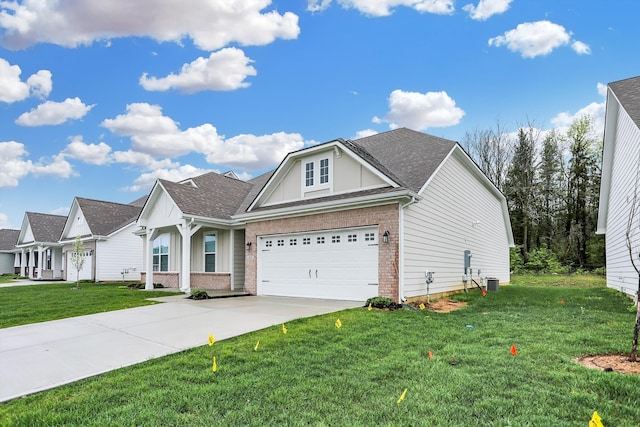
[1,281,639,426]
[0,282,182,328]
[511,273,607,288]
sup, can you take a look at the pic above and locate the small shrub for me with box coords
[366,296,394,309]
[153,283,164,289]
[593,267,606,276]
[190,290,209,300]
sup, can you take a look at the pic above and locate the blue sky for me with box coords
[1,0,638,229]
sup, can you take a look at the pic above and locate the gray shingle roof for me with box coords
[160,172,255,220]
[128,195,149,208]
[0,229,19,251]
[352,128,457,193]
[75,197,142,236]
[609,76,640,128]
[24,212,67,243]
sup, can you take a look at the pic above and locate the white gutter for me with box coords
[398,196,419,302]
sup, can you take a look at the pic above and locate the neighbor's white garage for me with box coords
[258,226,379,301]
[66,251,93,282]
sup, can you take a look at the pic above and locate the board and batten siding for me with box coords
[95,222,143,281]
[402,148,510,297]
[603,108,640,295]
[65,207,91,238]
[233,229,245,289]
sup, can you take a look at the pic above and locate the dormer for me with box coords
[248,140,397,210]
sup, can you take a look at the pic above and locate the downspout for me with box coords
[398,196,418,303]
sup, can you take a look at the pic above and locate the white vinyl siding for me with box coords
[66,207,91,238]
[94,222,143,281]
[603,108,640,295]
[233,229,245,289]
[0,254,13,274]
[402,150,510,297]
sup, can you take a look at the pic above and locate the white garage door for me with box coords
[66,251,93,282]
[259,227,379,301]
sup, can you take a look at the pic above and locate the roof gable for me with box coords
[68,197,142,237]
[0,229,19,251]
[19,212,67,244]
[609,76,640,129]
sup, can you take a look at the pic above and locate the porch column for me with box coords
[229,229,235,291]
[20,249,25,276]
[145,229,154,290]
[28,248,34,278]
[179,221,191,294]
[37,246,45,279]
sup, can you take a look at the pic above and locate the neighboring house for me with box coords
[59,197,145,282]
[0,229,19,274]
[138,128,514,302]
[14,212,66,280]
[597,75,640,297]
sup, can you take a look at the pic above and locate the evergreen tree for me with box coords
[537,130,564,250]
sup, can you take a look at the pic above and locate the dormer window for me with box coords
[303,156,330,190]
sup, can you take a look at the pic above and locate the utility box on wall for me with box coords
[487,278,499,292]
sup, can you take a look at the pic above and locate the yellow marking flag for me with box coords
[208,333,215,347]
[589,411,604,427]
[335,319,342,328]
[282,323,287,334]
[212,356,217,372]
[397,388,408,404]
[368,303,372,311]
[254,340,260,351]
[419,303,426,310]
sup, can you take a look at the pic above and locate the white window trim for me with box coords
[204,233,217,273]
[153,234,170,272]
[302,155,331,193]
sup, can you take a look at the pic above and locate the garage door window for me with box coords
[153,234,169,272]
[204,234,216,272]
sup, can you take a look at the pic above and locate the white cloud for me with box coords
[112,150,179,170]
[15,97,94,126]
[140,48,257,93]
[463,0,512,20]
[62,136,112,165]
[308,0,454,17]
[373,89,465,130]
[551,82,606,137]
[124,164,213,192]
[30,153,75,179]
[488,20,589,58]
[0,141,31,186]
[353,129,378,139]
[102,103,306,169]
[50,206,70,216]
[0,58,52,103]
[0,0,300,51]
[571,40,591,55]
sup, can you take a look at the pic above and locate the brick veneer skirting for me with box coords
[140,272,231,290]
[244,203,400,301]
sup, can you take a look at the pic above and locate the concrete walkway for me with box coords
[0,295,362,402]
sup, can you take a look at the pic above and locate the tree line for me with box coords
[462,116,604,273]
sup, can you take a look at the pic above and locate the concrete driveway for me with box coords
[0,295,361,402]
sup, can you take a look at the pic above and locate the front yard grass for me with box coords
[0,282,182,328]
[2,279,639,426]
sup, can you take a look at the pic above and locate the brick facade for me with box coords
[140,272,231,290]
[244,203,400,301]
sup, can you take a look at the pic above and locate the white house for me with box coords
[597,75,640,296]
[14,212,66,280]
[0,229,19,275]
[59,197,145,282]
[138,128,514,302]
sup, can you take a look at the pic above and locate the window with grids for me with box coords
[364,232,376,242]
[305,162,314,187]
[204,234,216,272]
[277,239,285,246]
[290,238,297,246]
[303,237,311,245]
[320,158,329,184]
[153,234,169,272]
[331,235,341,243]
[348,234,357,242]
[317,236,325,244]
[265,240,273,247]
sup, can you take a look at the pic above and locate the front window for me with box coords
[153,234,169,272]
[320,158,329,184]
[204,234,216,272]
[305,162,314,187]
[46,249,52,270]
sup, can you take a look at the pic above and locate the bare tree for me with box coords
[70,236,86,290]
[462,120,512,192]
[626,155,640,362]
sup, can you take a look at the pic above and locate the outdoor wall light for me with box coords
[382,230,390,244]
[246,241,252,250]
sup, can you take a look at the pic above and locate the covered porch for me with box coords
[138,220,246,294]
[14,245,64,280]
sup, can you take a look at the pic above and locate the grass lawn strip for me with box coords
[1,280,639,426]
[0,282,182,328]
